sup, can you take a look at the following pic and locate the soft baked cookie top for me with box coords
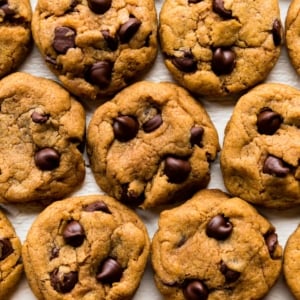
[159,0,282,98]
[32,0,158,100]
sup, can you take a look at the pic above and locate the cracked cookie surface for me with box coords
[0,209,23,299]
[22,194,150,300]
[151,189,282,300]
[0,0,32,78]
[220,83,300,208]
[159,0,282,98]
[87,81,219,209]
[0,72,85,203]
[32,0,158,100]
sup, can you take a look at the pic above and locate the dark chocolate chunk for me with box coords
[120,184,145,206]
[164,156,191,183]
[272,19,282,46]
[190,126,204,147]
[206,214,233,240]
[101,30,118,51]
[257,108,282,135]
[172,52,197,73]
[143,114,163,133]
[87,61,113,88]
[50,246,60,260]
[213,0,232,18]
[63,220,85,247]
[87,0,111,14]
[84,201,111,213]
[220,261,240,283]
[96,258,123,284]
[212,48,235,75]
[0,3,14,17]
[50,268,78,293]
[0,238,13,261]
[31,111,49,124]
[264,231,278,258]
[34,148,60,171]
[188,0,203,3]
[113,115,139,142]
[53,27,76,54]
[263,155,290,177]
[183,280,209,300]
[119,17,141,43]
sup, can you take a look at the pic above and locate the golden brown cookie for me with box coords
[22,194,150,300]
[151,189,282,300]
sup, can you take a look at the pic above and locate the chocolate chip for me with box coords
[113,115,139,142]
[257,108,282,135]
[164,156,191,183]
[87,61,113,88]
[220,261,240,283]
[53,27,76,54]
[272,19,282,46]
[84,201,111,213]
[119,17,141,43]
[50,268,78,293]
[34,148,60,171]
[264,232,278,258]
[188,0,203,3]
[0,3,14,17]
[206,214,233,240]
[63,220,85,247]
[96,258,123,284]
[31,111,49,123]
[190,126,204,147]
[121,184,145,206]
[172,52,197,73]
[183,280,209,300]
[143,114,163,133]
[0,238,13,261]
[213,0,232,18]
[50,246,60,260]
[101,30,118,51]
[87,0,111,14]
[263,155,290,177]
[212,48,235,75]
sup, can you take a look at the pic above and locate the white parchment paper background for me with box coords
[5,0,300,299]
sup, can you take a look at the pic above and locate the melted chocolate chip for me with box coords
[31,111,49,123]
[164,156,191,183]
[172,52,197,73]
[34,148,60,171]
[119,18,141,43]
[272,19,282,46]
[84,201,111,213]
[113,115,139,142]
[213,0,232,18]
[220,262,240,283]
[87,0,111,14]
[257,108,282,135]
[96,258,123,284]
[87,61,113,88]
[121,184,145,206]
[206,214,233,240]
[263,155,290,177]
[63,220,85,247]
[101,30,118,51]
[188,0,203,3]
[0,238,13,261]
[50,246,60,260]
[264,232,278,258]
[212,48,235,75]
[53,27,76,54]
[0,3,14,17]
[50,268,78,293]
[143,114,163,133]
[190,126,204,147]
[183,280,209,300]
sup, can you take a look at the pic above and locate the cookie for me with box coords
[283,224,300,300]
[0,0,32,78]
[220,83,300,208]
[0,72,85,203]
[22,194,150,300]
[0,209,23,299]
[87,81,219,208]
[151,189,282,300]
[159,0,282,97]
[31,0,158,100]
